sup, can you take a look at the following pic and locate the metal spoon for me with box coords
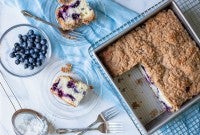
[21,10,82,39]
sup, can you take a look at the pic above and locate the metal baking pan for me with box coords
[89,0,200,134]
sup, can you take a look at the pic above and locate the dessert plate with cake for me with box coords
[43,0,106,46]
[39,57,102,119]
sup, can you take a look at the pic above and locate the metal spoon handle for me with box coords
[56,127,98,134]
[21,10,59,28]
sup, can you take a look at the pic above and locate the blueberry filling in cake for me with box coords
[140,66,172,111]
[50,75,92,107]
[56,0,95,30]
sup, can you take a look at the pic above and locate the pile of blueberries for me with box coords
[9,29,48,70]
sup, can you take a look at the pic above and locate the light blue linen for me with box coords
[1,0,200,135]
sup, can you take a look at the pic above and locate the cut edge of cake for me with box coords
[56,0,95,30]
[50,75,92,107]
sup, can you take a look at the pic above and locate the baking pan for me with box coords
[89,0,200,134]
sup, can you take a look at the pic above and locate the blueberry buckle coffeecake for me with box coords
[50,75,92,107]
[99,10,200,112]
[56,0,95,30]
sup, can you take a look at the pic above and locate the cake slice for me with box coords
[56,0,95,30]
[50,75,92,107]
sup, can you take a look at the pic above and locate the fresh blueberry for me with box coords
[29,38,34,42]
[28,29,34,35]
[29,49,34,54]
[42,50,47,55]
[31,35,36,40]
[18,34,22,39]
[36,43,41,49]
[15,59,20,65]
[27,42,33,48]
[41,45,48,51]
[24,59,29,64]
[19,38,24,44]
[30,65,34,70]
[34,48,39,53]
[19,57,24,63]
[14,43,20,47]
[15,46,21,52]
[35,38,40,43]
[36,35,41,39]
[39,54,46,60]
[20,48,25,54]
[24,64,29,69]
[40,39,47,45]
[36,60,42,66]
[29,57,34,63]
[22,35,28,41]
[16,54,21,60]
[9,53,15,58]
[25,50,29,55]
[32,53,37,59]
[22,42,27,48]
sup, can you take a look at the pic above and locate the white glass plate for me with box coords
[43,0,106,46]
[39,58,102,119]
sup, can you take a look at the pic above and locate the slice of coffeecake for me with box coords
[56,0,95,30]
[50,75,92,107]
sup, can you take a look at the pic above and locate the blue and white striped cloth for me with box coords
[1,0,200,134]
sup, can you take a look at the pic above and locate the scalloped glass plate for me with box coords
[39,58,102,119]
[43,0,106,46]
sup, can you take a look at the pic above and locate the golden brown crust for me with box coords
[58,0,74,5]
[99,10,200,111]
